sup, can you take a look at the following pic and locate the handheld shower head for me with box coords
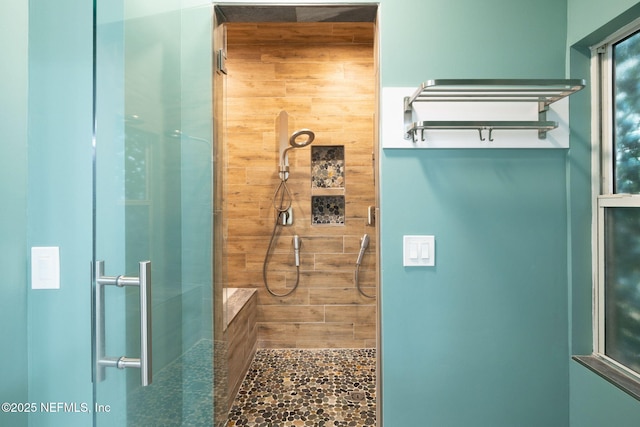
[356,234,370,266]
[293,235,301,267]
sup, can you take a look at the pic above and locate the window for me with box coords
[594,24,640,383]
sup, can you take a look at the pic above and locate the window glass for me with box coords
[604,207,640,375]
[614,30,640,194]
[598,25,640,381]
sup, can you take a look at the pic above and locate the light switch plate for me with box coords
[403,235,435,267]
[31,246,60,289]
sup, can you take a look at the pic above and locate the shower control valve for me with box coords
[280,207,293,226]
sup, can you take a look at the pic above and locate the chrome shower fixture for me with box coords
[356,233,370,266]
[289,128,316,147]
[293,235,301,267]
[263,112,315,298]
[278,111,315,181]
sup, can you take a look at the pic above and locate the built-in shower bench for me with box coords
[224,288,257,411]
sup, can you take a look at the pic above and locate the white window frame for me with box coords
[592,17,640,381]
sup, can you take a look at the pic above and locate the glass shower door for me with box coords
[93,1,214,425]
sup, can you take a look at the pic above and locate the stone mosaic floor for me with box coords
[227,348,376,427]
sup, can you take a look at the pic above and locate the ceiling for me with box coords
[215,5,377,23]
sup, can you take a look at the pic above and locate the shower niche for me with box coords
[312,195,345,225]
[311,145,345,189]
[311,145,345,225]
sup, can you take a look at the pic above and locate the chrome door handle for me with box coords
[95,260,152,386]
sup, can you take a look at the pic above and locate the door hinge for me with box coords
[217,49,227,75]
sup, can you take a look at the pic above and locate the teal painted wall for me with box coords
[381,152,569,426]
[567,44,592,358]
[26,0,94,425]
[379,0,570,426]
[380,0,567,85]
[0,1,29,427]
[570,361,640,426]
[568,1,640,426]
[568,0,640,45]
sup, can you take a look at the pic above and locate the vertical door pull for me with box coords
[95,261,152,386]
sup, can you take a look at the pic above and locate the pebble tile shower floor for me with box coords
[227,348,376,427]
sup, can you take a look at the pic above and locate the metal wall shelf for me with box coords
[403,79,585,142]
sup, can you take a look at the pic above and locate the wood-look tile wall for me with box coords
[223,23,376,348]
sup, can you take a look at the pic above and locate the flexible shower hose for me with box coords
[263,178,301,297]
[354,264,375,299]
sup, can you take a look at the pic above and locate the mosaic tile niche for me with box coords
[311,145,345,225]
[312,195,345,225]
[312,145,345,189]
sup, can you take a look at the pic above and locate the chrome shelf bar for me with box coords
[405,120,558,142]
[402,79,585,142]
[404,79,586,112]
